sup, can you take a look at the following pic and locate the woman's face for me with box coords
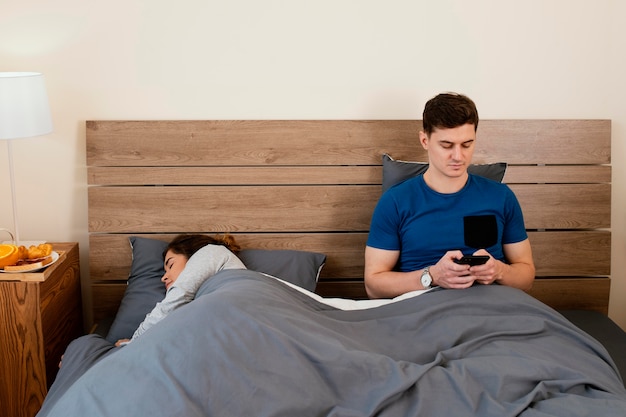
[161,250,188,290]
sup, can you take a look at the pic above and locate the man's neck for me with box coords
[423,169,469,194]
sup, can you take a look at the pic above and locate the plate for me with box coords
[0,251,60,273]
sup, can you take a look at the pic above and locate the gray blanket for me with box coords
[38,270,626,416]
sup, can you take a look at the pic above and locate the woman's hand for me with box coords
[115,338,131,347]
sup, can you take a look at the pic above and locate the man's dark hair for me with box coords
[422,92,479,136]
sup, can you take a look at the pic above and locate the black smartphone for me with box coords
[454,255,489,266]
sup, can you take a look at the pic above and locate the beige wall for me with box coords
[1,1,625,329]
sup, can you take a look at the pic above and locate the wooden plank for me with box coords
[87,120,610,167]
[88,183,609,233]
[510,184,610,230]
[316,281,368,299]
[88,235,134,281]
[473,120,610,165]
[528,278,610,314]
[502,165,611,184]
[88,166,383,186]
[529,231,610,275]
[88,186,380,233]
[88,164,611,186]
[92,284,126,323]
[86,120,419,166]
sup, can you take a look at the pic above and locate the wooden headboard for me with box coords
[87,120,611,325]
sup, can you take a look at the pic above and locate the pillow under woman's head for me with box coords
[105,237,168,343]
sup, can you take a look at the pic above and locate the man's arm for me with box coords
[365,246,480,298]
[364,246,424,299]
[472,239,535,291]
[365,239,535,298]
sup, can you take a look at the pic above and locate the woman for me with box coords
[115,234,246,346]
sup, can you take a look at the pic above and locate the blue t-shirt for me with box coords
[366,174,528,272]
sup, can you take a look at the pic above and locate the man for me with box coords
[365,93,535,299]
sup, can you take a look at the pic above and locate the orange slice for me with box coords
[0,244,20,268]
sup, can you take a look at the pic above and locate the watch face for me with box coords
[421,272,432,287]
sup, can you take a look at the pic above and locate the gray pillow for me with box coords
[105,237,326,343]
[382,153,507,192]
[238,249,326,292]
[105,237,168,343]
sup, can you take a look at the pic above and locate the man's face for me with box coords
[419,123,476,179]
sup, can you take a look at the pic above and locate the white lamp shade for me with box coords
[0,72,53,140]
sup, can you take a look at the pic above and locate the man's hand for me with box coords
[430,250,495,289]
[467,249,501,285]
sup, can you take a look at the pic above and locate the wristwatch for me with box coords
[420,266,434,289]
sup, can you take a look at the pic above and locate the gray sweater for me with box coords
[131,244,246,340]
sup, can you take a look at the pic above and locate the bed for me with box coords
[37,120,626,416]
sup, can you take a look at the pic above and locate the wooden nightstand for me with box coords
[0,242,83,417]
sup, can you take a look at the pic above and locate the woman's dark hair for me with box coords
[422,92,479,136]
[163,234,241,260]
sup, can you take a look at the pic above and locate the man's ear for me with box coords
[418,131,429,150]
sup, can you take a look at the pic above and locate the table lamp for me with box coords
[0,72,53,244]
